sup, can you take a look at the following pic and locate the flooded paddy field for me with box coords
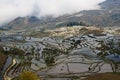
[0,33,120,80]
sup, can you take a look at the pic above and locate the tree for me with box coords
[9,48,25,56]
[17,71,39,80]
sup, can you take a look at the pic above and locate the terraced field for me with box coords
[0,32,120,80]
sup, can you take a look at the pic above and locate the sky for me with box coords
[0,0,106,25]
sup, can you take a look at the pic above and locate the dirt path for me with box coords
[3,59,16,80]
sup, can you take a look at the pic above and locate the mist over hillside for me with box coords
[0,0,120,80]
[0,0,105,25]
[2,0,120,30]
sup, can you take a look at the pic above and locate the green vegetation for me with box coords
[29,31,50,38]
[12,71,39,80]
[4,47,25,56]
[9,48,25,56]
[57,21,89,27]
[42,48,61,66]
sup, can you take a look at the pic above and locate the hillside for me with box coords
[2,0,120,30]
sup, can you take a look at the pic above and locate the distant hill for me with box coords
[3,16,43,30]
[100,0,120,10]
[2,0,120,30]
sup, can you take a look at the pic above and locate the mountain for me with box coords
[2,0,120,30]
[3,16,41,30]
[100,0,120,10]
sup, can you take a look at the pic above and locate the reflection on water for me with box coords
[0,34,120,80]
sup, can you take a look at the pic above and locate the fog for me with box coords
[0,0,106,25]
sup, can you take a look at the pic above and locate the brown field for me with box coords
[0,53,8,71]
[83,72,120,80]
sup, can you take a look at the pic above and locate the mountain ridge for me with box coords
[2,0,120,30]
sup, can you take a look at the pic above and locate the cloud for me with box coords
[0,0,106,25]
